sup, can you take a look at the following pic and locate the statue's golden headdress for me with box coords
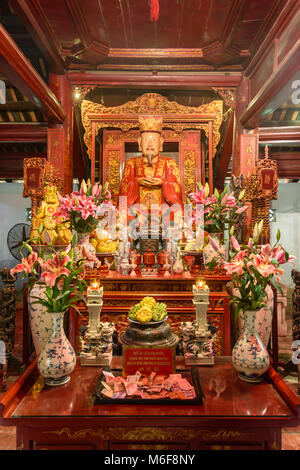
[139,115,163,134]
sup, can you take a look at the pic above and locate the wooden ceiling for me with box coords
[0,0,299,181]
[7,0,288,71]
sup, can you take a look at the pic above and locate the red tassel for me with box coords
[150,0,159,22]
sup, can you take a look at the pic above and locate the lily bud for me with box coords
[253,223,259,243]
[276,229,281,242]
[92,184,98,197]
[96,185,103,198]
[238,189,245,200]
[80,179,87,194]
[231,235,240,251]
[204,183,210,197]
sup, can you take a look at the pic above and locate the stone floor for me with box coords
[0,305,300,450]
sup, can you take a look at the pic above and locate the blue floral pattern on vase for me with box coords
[28,284,53,355]
[232,310,270,383]
[38,311,76,386]
[238,285,273,349]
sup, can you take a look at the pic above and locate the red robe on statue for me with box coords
[119,155,183,209]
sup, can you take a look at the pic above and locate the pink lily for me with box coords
[40,254,71,287]
[189,188,206,205]
[10,252,42,276]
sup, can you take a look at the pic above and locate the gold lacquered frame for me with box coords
[81,93,223,189]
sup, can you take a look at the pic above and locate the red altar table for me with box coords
[1,356,299,450]
[69,271,232,357]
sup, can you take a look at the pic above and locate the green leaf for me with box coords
[46,286,53,300]
[53,290,71,302]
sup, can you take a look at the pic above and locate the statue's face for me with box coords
[139,132,163,158]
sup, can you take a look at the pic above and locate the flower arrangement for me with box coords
[54,179,114,234]
[188,183,248,234]
[209,221,295,319]
[10,243,98,313]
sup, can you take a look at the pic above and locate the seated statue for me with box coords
[119,116,183,212]
[30,185,72,245]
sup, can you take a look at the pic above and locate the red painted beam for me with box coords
[68,71,242,89]
[8,0,65,74]
[241,43,300,129]
[0,153,46,160]
[0,124,47,142]
[73,110,88,182]
[259,126,300,143]
[259,151,300,178]
[241,1,300,129]
[215,113,234,189]
[0,24,65,123]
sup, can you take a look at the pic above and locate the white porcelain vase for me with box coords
[232,310,270,383]
[38,311,76,387]
[235,285,273,349]
[27,284,52,355]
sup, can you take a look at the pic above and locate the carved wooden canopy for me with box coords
[81,93,223,160]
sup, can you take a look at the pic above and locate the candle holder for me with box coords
[80,280,115,366]
[180,278,215,365]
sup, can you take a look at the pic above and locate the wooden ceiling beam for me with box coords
[240,1,300,129]
[8,0,65,74]
[215,113,234,189]
[68,71,242,89]
[258,151,300,178]
[0,24,65,123]
[241,44,300,129]
[73,108,88,183]
[0,123,47,142]
[258,126,300,143]
[221,0,246,48]
[0,152,46,160]
[0,101,39,111]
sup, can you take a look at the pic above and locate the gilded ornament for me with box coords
[81,93,222,161]
[43,426,242,442]
[108,150,121,199]
[184,150,196,198]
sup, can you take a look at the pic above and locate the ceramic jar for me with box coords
[38,311,76,386]
[143,250,155,268]
[234,285,273,348]
[157,251,169,269]
[173,251,184,274]
[232,310,270,383]
[28,284,52,355]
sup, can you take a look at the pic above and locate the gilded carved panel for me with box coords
[81,93,222,161]
[108,150,121,199]
[183,150,196,198]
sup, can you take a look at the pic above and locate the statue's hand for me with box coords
[138,177,162,188]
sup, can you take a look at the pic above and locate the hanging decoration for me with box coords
[150,0,159,22]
